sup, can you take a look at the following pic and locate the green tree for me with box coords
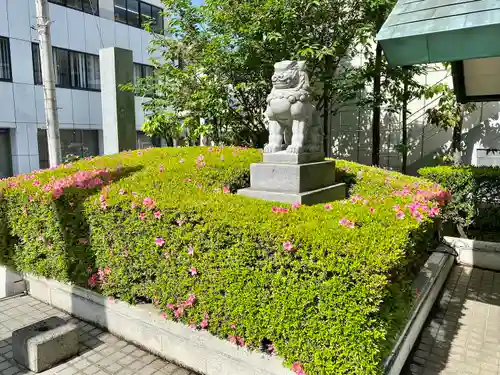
[357,0,429,168]
[125,0,370,150]
[425,72,477,165]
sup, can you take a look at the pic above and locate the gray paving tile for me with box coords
[0,295,199,375]
[403,266,500,375]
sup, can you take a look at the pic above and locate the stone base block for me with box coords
[238,183,346,205]
[13,316,79,373]
[263,151,324,164]
[249,161,336,193]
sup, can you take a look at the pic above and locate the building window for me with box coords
[32,43,42,85]
[137,131,161,149]
[0,129,12,178]
[38,129,100,169]
[0,37,12,82]
[32,44,100,91]
[114,0,163,32]
[48,0,99,16]
[133,63,154,83]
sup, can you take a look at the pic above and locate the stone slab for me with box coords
[249,161,336,194]
[238,183,346,205]
[13,316,79,373]
[443,236,500,271]
[0,265,26,298]
[262,151,324,165]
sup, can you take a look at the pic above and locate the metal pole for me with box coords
[35,0,61,168]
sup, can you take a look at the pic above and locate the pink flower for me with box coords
[174,307,184,319]
[272,206,280,213]
[188,247,194,255]
[119,188,126,195]
[167,303,175,310]
[283,241,294,252]
[413,211,423,222]
[189,322,197,329]
[230,324,236,329]
[143,197,154,207]
[429,206,440,217]
[161,313,167,319]
[185,294,196,307]
[159,165,165,172]
[196,184,202,189]
[339,218,355,228]
[223,186,230,194]
[42,184,52,192]
[87,274,98,288]
[393,204,401,211]
[291,202,301,209]
[369,207,375,214]
[28,196,34,202]
[32,180,40,187]
[200,319,208,329]
[396,211,405,220]
[324,203,333,210]
[179,158,185,163]
[189,267,197,276]
[363,200,369,205]
[139,212,146,221]
[108,296,115,304]
[131,202,137,209]
[155,237,165,247]
[176,220,185,226]
[267,344,276,355]
[292,362,306,375]
[184,178,192,182]
[154,211,162,219]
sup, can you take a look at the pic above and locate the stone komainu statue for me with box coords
[264,60,323,154]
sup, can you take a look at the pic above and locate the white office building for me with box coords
[0,0,164,178]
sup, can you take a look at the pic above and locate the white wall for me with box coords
[329,49,500,172]
[0,0,162,174]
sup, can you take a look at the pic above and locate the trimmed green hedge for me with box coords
[418,165,500,235]
[0,147,448,375]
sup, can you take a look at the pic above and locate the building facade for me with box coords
[0,0,163,177]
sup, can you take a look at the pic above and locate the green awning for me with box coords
[377,0,500,66]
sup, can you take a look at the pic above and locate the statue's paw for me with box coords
[264,144,281,153]
[286,145,303,154]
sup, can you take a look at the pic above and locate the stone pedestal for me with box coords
[13,316,79,373]
[238,154,346,205]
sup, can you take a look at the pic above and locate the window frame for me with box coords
[114,0,163,33]
[32,43,101,92]
[48,0,100,16]
[0,37,13,83]
[133,62,154,83]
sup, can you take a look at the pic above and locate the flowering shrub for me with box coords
[419,165,500,235]
[0,148,447,374]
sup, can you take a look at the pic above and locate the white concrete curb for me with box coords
[443,236,500,271]
[383,248,455,375]
[0,249,455,375]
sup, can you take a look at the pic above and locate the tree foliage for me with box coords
[125,0,373,147]
[424,70,477,165]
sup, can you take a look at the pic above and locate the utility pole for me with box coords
[35,0,61,168]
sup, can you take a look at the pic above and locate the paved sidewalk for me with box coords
[0,294,198,375]
[403,265,500,375]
